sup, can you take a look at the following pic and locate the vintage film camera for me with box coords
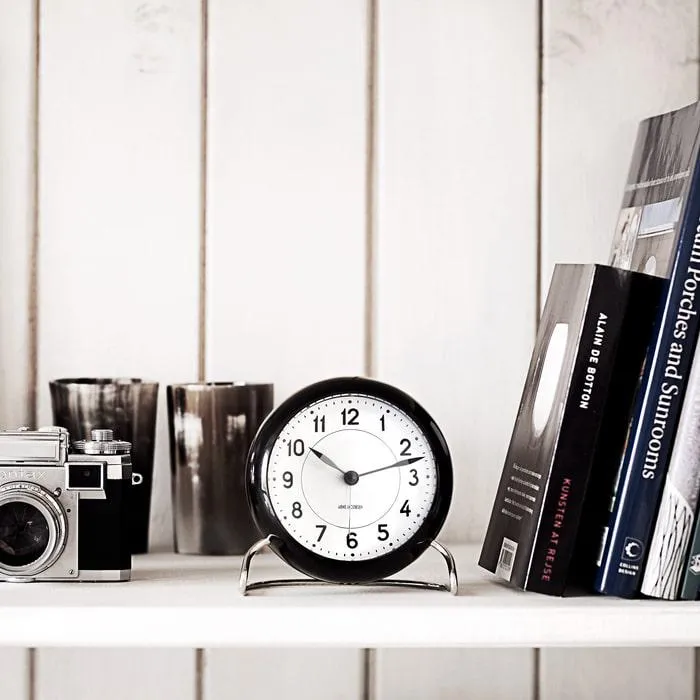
[0,427,132,582]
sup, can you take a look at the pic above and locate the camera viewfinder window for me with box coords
[68,464,103,490]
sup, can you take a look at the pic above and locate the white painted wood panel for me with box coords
[540,648,694,700]
[205,1,367,692]
[0,0,35,429]
[36,0,202,551]
[375,649,534,700]
[204,649,362,700]
[374,0,538,544]
[0,649,28,700]
[540,0,699,290]
[374,1,537,695]
[540,1,699,697]
[35,1,201,697]
[35,649,195,700]
[205,0,366,399]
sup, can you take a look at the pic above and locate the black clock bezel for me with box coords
[246,376,453,584]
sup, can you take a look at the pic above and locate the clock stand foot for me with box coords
[239,536,458,596]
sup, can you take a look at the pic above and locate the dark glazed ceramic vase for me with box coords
[50,377,159,554]
[167,382,273,555]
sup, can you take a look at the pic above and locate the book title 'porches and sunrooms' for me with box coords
[636,230,700,483]
[643,221,700,599]
[597,103,700,598]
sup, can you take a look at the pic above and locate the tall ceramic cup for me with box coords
[49,378,159,554]
[167,383,273,555]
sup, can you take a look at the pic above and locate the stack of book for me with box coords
[480,101,700,599]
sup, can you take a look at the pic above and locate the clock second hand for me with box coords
[359,456,425,478]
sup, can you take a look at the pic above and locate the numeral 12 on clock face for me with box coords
[267,394,438,562]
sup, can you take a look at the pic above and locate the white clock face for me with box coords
[265,393,438,561]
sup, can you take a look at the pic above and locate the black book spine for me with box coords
[570,272,662,590]
[527,268,626,594]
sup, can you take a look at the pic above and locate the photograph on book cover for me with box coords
[480,266,593,590]
[610,198,682,277]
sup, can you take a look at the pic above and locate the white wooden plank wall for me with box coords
[0,0,35,430]
[0,1,697,700]
[34,0,202,697]
[205,0,366,396]
[36,0,202,553]
[540,648,696,700]
[374,0,538,545]
[376,648,534,700]
[204,649,363,700]
[0,1,37,696]
[35,649,196,700]
[539,1,700,698]
[372,1,538,695]
[0,649,28,700]
[204,0,367,694]
[540,0,700,290]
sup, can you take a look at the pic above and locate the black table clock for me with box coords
[239,377,458,595]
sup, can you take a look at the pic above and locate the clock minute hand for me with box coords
[309,447,346,475]
[360,455,425,478]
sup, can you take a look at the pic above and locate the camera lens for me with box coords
[0,502,50,567]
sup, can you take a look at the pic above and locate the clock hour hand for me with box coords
[309,447,346,475]
[360,456,424,478]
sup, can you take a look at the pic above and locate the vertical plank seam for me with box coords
[28,649,35,700]
[535,0,544,695]
[196,648,204,700]
[362,647,375,700]
[530,3,547,694]
[197,0,209,382]
[363,0,378,378]
[196,0,208,681]
[535,0,544,328]
[196,0,208,680]
[28,1,40,692]
[27,0,41,428]
[363,1,378,694]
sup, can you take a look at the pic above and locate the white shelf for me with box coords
[0,544,698,648]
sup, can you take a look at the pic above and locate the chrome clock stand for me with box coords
[239,535,459,596]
